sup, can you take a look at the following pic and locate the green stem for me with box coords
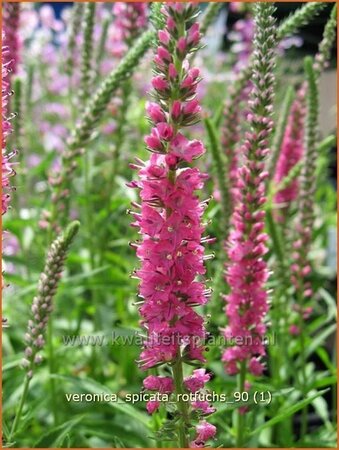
[172,358,190,448]
[265,207,285,263]
[266,206,291,441]
[83,141,102,376]
[300,404,308,441]
[266,207,289,351]
[95,17,110,78]
[84,145,95,270]
[79,2,96,110]
[332,341,337,425]
[298,293,308,441]
[8,375,31,444]
[204,117,230,238]
[101,80,131,236]
[267,86,294,181]
[236,361,247,447]
[47,316,59,425]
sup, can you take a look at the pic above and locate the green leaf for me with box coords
[33,416,84,447]
[319,288,337,320]
[315,347,336,373]
[311,391,330,426]
[14,265,110,299]
[51,375,149,426]
[268,85,294,180]
[305,324,336,358]
[249,389,329,437]
[204,117,230,235]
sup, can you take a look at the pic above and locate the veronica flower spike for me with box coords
[222,3,277,446]
[130,3,216,448]
[2,33,15,216]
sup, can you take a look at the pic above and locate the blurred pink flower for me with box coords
[274,88,306,217]
[3,3,21,85]
[191,421,216,447]
[109,3,148,57]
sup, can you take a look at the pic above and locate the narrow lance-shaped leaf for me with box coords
[249,389,330,438]
[267,85,295,180]
[12,76,23,150]
[204,117,231,237]
[95,16,110,77]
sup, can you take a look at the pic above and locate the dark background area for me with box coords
[226,2,336,63]
[44,2,336,64]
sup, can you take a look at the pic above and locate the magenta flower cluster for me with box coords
[130,3,208,370]
[129,3,216,446]
[142,368,215,417]
[222,4,276,379]
[3,2,20,88]
[2,32,15,216]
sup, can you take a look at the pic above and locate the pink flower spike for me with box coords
[2,28,17,216]
[274,89,305,218]
[222,3,276,388]
[130,4,215,441]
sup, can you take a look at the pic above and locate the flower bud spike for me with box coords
[23,221,80,378]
